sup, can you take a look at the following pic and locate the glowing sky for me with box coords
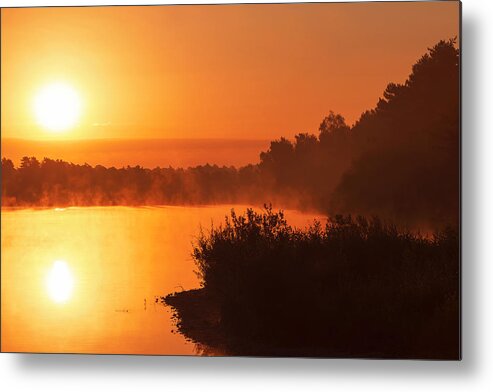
[1,2,459,141]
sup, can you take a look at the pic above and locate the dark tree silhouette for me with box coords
[318,111,350,145]
[331,39,459,228]
[164,207,459,358]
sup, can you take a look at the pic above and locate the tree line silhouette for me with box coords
[1,39,459,229]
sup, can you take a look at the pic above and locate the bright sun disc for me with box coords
[46,260,74,304]
[34,83,81,132]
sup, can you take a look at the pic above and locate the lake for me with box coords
[1,205,323,355]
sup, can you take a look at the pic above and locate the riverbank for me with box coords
[164,289,371,357]
[163,207,460,359]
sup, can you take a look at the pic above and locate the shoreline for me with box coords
[163,289,446,359]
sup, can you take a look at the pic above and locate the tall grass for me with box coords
[188,206,459,358]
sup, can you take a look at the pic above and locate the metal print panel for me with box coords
[0,1,461,359]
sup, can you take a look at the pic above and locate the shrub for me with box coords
[190,206,459,358]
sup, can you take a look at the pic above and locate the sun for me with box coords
[46,260,74,304]
[34,83,82,132]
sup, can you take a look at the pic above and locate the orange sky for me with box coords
[1,2,459,144]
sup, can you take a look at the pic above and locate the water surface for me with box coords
[1,205,322,355]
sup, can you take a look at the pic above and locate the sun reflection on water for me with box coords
[3,206,319,354]
[46,260,74,304]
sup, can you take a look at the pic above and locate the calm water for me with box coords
[1,205,322,355]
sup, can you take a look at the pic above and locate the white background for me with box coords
[0,0,491,391]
